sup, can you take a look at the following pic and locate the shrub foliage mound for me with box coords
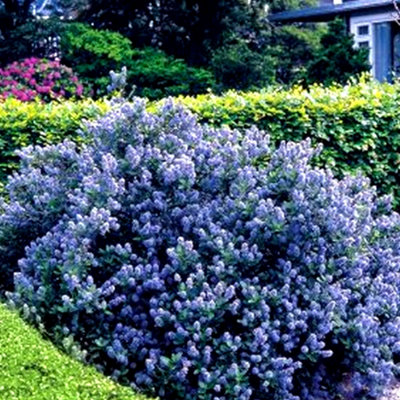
[60,23,215,99]
[4,101,400,400]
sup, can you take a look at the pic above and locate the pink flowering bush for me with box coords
[0,58,84,102]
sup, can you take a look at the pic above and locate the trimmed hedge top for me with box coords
[2,78,400,207]
[171,78,400,206]
[0,97,108,181]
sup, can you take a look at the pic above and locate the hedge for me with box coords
[0,304,150,400]
[169,78,400,206]
[2,79,400,206]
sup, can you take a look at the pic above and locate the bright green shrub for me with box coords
[0,97,108,180]
[169,78,400,206]
[60,23,134,96]
[60,23,216,99]
[0,304,150,400]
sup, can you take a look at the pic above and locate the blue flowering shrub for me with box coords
[4,99,400,400]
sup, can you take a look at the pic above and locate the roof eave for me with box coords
[269,1,399,23]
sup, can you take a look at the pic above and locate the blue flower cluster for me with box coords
[4,99,400,400]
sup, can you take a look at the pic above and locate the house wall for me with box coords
[349,10,397,79]
[319,0,343,4]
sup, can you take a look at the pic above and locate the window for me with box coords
[357,25,369,36]
[358,41,370,48]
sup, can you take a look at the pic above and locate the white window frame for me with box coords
[351,22,373,72]
[350,11,398,79]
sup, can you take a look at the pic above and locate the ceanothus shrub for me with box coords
[4,99,400,400]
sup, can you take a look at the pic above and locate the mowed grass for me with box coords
[0,304,151,400]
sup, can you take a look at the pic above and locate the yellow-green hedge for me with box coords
[168,78,400,205]
[3,78,400,206]
[0,97,109,180]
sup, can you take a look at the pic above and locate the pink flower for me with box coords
[0,58,79,102]
[27,57,39,65]
[18,92,29,101]
[76,84,83,97]
[36,85,51,94]
[8,67,20,75]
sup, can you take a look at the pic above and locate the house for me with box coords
[269,0,400,82]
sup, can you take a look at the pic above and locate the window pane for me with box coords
[357,25,369,36]
[358,41,370,48]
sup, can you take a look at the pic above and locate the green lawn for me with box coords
[0,304,151,400]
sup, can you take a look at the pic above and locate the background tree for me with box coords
[78,0,266,66]
[270,24,326,84]
[0,0,35,40]
[0,17,63,65]
[76,0,318,64]
[0,0,370,92]
[306,18,370,85]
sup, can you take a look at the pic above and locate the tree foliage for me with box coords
[59,22,215,99]
[0,0,35,40]
[306,18,370,85]
[78,0,265,65]
[0,17,63,65]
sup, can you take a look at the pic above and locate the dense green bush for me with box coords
[0,97,108,181]
[170,78,400,206]
[60,23,216,99]
[5,100,400,400]
[211,39,276,90]
[129,47,215,100]
[270,24,325,85]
